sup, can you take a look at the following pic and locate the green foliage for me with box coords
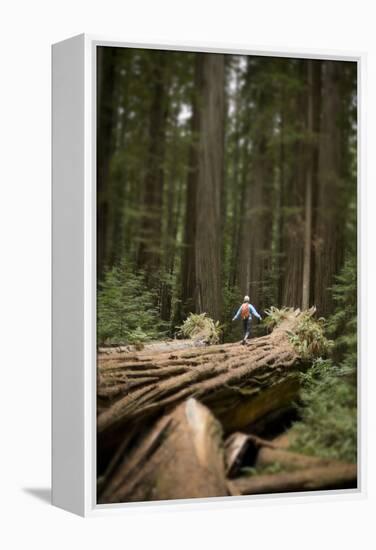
[290,358,357,463]
[289,259,357,464]
[97,263,167,345]
[178,313,222,344]
[264,307,333,359]
[264,274,357,464]
[264,306,293,329]
[289,312,334,359]
[327,256,357,367]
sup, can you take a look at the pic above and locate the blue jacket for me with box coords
[232,303,262,322]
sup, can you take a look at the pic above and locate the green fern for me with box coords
[178,313,222,344]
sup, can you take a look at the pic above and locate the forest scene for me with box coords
[96,46,357,504]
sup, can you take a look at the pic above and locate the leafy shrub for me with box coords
[178,313,222,344]
[97,262,167,345]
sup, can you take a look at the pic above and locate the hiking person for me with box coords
[232,295,262,344]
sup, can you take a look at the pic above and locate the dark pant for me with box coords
[242,318,251,340]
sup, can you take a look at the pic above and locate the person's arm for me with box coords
[250,304,262,320]
[232,306,242,321]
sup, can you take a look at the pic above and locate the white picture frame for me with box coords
[52,33,366,517]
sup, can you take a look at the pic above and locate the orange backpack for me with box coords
[240,303,250,319]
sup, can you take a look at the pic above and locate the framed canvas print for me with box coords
[52,34,365,516]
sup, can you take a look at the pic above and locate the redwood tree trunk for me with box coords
[97,47,118,279]
[280,61,306,309]
[180,55,201,317]
[232,463,357,495]
[238,77,273,309]
[137,53,170,273]
[313,61,343,316]
[302,60,314,310]
[194,53,225,321]
[99,398,229,503]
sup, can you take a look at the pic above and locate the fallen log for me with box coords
[225,431,348,478]
[232,463,357,495]
[98,338,206,359]
[225,432,278,477]
[225,432,254,477]
[99,398,229,503]
[255,445,344,471]
[97,308,322,439]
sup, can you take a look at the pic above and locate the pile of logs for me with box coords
[97,309,357,503]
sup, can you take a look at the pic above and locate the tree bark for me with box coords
[302,60,314,310]
[98,338,206,358]
[313,60,343,316]
[227,58,244,289]
[194,53,225,321]
[137,52,170,273]
[97,309,315,440]
[255,445,345,471]
[180,55,201,317]
[232,463,357,495]
[224,431,347,477]
[225,432,256,477]
[98,398,229,503]
[280,61,306,309]
[97,47,118,279]
[238,64,274,309]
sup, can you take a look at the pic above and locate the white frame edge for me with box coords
[52,34,86,516]
[51,33,367,517]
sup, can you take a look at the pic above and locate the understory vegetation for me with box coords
[178,313,223,344]
[290,258,357,463]
[290,359,357,463]
[97,262,168,345]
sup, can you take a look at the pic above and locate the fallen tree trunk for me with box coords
[99,398,229,503]
[97,309,318,439]
[225,432,255,477]
[232,463,357,495]
[98,338,206,358]
[225,431,348,478]
[224,432,277,477]
[255,445,343,471]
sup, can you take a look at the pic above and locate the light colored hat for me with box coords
[244,295,250,302]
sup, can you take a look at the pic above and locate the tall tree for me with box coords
[302,60,321,309]
[225,56,246,290]
[313,61,343,316]
[180,56,201,317]
[238,59,274,310]
[194,53,225,321]
[279,61,305,309]
[160,55,193,321]
[97,47,118,278]
[137,52,170,273]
